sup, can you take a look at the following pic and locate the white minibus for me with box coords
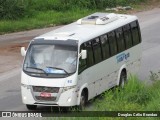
[20,12,142,110]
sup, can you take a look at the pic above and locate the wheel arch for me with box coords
[117,64,127,86]
[77,83,89,105]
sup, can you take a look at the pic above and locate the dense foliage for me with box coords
[0,0,146,20]
[0,0,26,19]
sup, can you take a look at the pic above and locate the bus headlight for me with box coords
[21,83,30,89]
[62,85,76,93]
[67,97,72,102]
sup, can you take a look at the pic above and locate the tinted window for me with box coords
[108,31,117,56]
[100,34,110,59]
[92,38,102,64]
[123,24,133,49]
[79,44,87,73]
[115,28,125,52]
[130,21,140,45]
[85,41,94,67]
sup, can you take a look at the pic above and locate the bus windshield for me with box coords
[23,44,78,77]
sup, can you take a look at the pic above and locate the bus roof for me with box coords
[35,12,138,45]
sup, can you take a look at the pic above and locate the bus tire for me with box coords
[79,91,87,111]
[26,104,37,110]
[119,71,127,88]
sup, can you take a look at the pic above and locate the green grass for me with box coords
[45,77,160,120]
[0,9,95,34]
[91,76,160,120]
[94,76,160,111]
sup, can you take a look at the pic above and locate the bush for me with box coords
[0,0,147,20]
[94,76,160,111]
[0,0,28,20]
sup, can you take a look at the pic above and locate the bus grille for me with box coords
[35,96,56,101]
[32,86,60,102]
[32,86,59,93]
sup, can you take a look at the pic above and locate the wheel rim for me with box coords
[80,94,85,110]
[120,72,127,88]
[121,76,125,88]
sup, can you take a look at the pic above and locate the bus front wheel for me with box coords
[79,91,87,110]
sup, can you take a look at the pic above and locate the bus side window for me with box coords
[130,21,140,45]
[92,38,102,64]
[123,24,133,49]
[79,44,87,73]
[100,34,110,59]
[85,41,94,67]
[115,27,125,53]
[137,21,142,43]
[108,31,117,56]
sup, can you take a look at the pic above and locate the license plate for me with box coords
[40,92,51,98]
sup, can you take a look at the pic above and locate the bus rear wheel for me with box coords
[119,71,127,88]
[26,104,37,110]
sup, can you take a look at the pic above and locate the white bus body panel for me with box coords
[78,44,141,101]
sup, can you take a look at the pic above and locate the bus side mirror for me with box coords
[21,47,26,57]
[81,50,87,59]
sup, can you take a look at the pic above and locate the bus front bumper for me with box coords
[21,86,79,107]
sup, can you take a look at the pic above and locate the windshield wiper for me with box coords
[46,66,69,76]
[26,67,48,75]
